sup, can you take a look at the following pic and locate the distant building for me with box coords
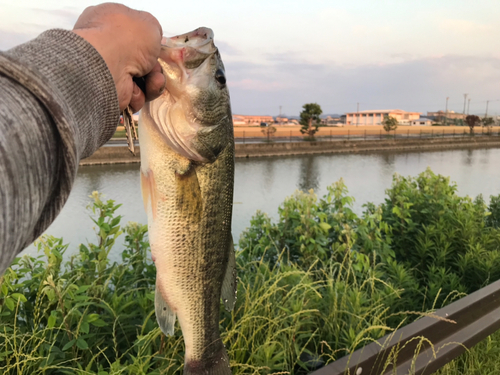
[427,111,465,122]
[276,116,289,124]
[232,115,274,126]
[411,117,433,126]
[321,116,342,125]
[345,109,421,126]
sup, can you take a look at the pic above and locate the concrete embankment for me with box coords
[80,136,500,166]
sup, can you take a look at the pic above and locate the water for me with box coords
[24,147,500,258]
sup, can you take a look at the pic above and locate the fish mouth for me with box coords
[150,27,227,163]
[160,28,217,71]
[162,27,214,49]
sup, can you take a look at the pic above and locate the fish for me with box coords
[138,27,236,375]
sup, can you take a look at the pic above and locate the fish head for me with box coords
[145,27,232,163]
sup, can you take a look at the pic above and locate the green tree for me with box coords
[261,125,277,142]
[482,117,494,127]
[299,103,322,139]
[465,115,481,134]
[383,115,398,132]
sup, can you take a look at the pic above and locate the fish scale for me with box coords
[139,27,236,375]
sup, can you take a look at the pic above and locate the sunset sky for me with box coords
[1,0,499,116]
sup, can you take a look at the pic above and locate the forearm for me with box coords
[0,30,120,273]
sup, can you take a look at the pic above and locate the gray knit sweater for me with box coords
[0,29,120,274]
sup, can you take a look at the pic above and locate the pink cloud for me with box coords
[229,78,289,92]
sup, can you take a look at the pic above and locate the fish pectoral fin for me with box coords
[155,284,176,336]
[221,235,237,312]
[140,169,158,220]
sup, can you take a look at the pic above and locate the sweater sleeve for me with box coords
[0,29,120,274]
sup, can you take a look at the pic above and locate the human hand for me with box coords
[72,3,166,112]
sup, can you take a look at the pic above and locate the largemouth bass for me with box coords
[138,27,236,375]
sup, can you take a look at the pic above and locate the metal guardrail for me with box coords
[310,279,500,375]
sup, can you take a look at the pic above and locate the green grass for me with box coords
[112,130,126,138]
[2,170,500,374]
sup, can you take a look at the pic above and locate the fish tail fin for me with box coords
[184,348,232,375]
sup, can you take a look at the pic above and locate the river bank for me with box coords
[81,135,500,165]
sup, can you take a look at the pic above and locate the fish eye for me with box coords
[215,69,226,85]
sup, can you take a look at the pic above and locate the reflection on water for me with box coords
[298,156,320,192]
[23,147,500,259]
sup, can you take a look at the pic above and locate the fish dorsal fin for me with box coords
[155,283,176,336]
[221,236,237,311]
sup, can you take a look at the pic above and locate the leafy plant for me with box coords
[3,170,500,374]
[299,103,322,139]
[465,115,481,134]
[383,115,398,132]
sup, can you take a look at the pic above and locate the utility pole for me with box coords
[463,94,468,116]
[467,98,471,115]
[445,97,449,126]
[356,102,359,127]
[485,100,490,118]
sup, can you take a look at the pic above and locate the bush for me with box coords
[2,170,500,374]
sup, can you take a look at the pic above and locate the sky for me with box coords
[1,0,499,117]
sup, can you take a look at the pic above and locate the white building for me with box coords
[345,109,421,126]
[410,118,433,126]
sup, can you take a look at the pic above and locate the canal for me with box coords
[23,147,500,258]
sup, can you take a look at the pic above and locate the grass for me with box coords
[2,170,500,374]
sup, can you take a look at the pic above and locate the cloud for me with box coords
[226,54,500,116]
[215,40,241,56]
[440,19,494,36]
[31,7,80,28]
[230,78,289,91]
[0,29,35,50]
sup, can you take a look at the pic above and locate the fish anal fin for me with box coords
[140,169,158,220]
[155,283,176,336]
[221,235,237,312]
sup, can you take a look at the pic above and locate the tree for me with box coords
[465,115,481,134]
[383,116,398,132]
[299,103,322,139]
[261,125,277,142]
[483,117,494,128]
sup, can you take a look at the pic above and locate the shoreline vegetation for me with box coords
[2,169,500,374]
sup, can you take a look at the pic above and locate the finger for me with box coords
[129,82,146,113]
[144,63,166,102]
